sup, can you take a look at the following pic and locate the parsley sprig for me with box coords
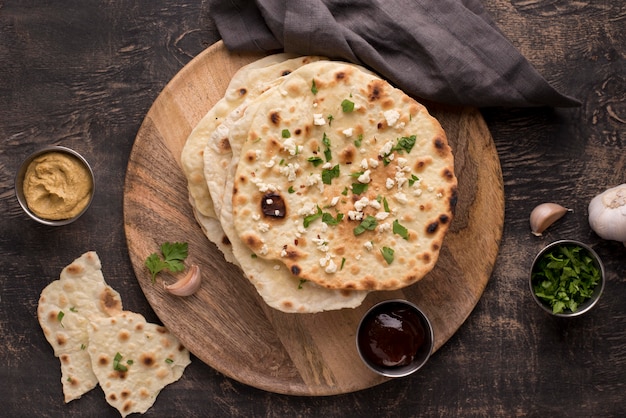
[145,242,188,283]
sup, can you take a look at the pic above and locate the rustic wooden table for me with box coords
[1,1,624,417]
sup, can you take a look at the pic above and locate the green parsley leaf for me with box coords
[322,212,344,226]
[393,220,409,240]
[303,206,323,228]
[327,115,334,126]
[311,79,318,95]
[165,358,174,364]
[322,133,332,162]
[298,279,307,289]
[322,164,340,185]
[341,99,355,112]
[69,307,78,313]
[351,182,369,195]
[392,135,417,154]
[57,311,65,327]
[354,134,363,148]
[353,216,378,236]
[282,129,291,138]
[382,197,390,212]
[145,242,189,283]
[340,258,346,270]
[307,156,324,167]
[381,247,395,264]
[80,344,86,350]
[341,187,349,196]
[408,174,420,187]
[288,186,296,194]
[113,352,128,372]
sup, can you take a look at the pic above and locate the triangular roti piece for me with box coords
[37,251,123,402]
[87,311,191,417]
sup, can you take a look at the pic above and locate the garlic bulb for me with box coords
[530,203,572,236]
[588,184,626,246]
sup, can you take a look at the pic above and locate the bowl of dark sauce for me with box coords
[356,299,434,377]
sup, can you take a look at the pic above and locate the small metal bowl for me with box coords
[356,299,434,377]
[529,239,605,317]
[15,145,95,226]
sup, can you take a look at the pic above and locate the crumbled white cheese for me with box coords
[325,259,337,274]
[397,157,408,167]
[342,128,354,137]
[273,264,281,270]
[369,158,379,168]
[375,211,390,220]
[298,200,318,216]
[322,162,332,169]
[312,237,329,253]
[260,244,269,255]
[255,150,262,159]
[264,158,276,168]
[357,170,371,184]
[265,198,274,205]
[427,186,435,193]
[274,210,281,216]
[354,197,370,212]
[280,248,287,257]
[252,213,261,221]
[283,137,298,156]
[377,222,391,233]
[369,199,381,210]
[394,192,408,204]
[436,192,443,199]
[330,196,340,206]
[279,162,300,181]
[386,178,395,189]
[257,222,270,233]
[364,241,373,251]
[313,113,326,126]
[360,159,369,170]
[251,177,278,193]
[413,188,423,196]
[348,210,364,221]
[305,173,324,192]
[383,109,400,127]
[379,140,394,157]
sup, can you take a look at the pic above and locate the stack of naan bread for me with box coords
[181,55,457,314]
[37,252,190,417]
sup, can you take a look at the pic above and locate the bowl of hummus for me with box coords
[15,145,95,226]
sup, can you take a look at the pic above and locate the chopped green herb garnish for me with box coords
[408,174,420,186]
[393,220,409,240]
[145,242,188,283]
[531,244,601,314]
[251,254,258,259]
[322,212,344,226]
[351,182,369,195]
[327,114,334,126]
[322,133,332,161]
[353,216,378,236]
[288,186,296,194]
[69,307,77,313]
[298,279,307,289]
[322,164,340,185]
[113,352,128,372]
[303,206,323,228]
[350,171,364,178]
[80,344,86,350]
[341,99,355,112]
[307,156,324,166]
[392,135,417,154]
[381,247,395,264]
[57,311,65,327]
[382,197,390,212]
[165,358,174,364]
[279,158,285,165]
[354,134,363,148]
[282,129,291,138]
[340,258,346,270]
[341,187,349,196]
[311,79,318,95]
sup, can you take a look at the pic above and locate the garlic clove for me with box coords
[164,264,201,296]
[530,203,572,236]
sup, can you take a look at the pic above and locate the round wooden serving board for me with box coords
[123,41,504,396]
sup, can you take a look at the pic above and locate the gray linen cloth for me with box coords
[209,0,580,107]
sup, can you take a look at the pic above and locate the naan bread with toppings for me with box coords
[37,251,123,402]
[229,60,457,291]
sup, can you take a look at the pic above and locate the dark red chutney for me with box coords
[358,303,426,368]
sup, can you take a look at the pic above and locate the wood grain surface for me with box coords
[1,1,624,417]
[123,42,504,395]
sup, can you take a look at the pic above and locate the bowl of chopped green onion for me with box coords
[530,240,605,317]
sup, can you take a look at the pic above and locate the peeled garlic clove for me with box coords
[164,264,201,296]
[530,203,572,236]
